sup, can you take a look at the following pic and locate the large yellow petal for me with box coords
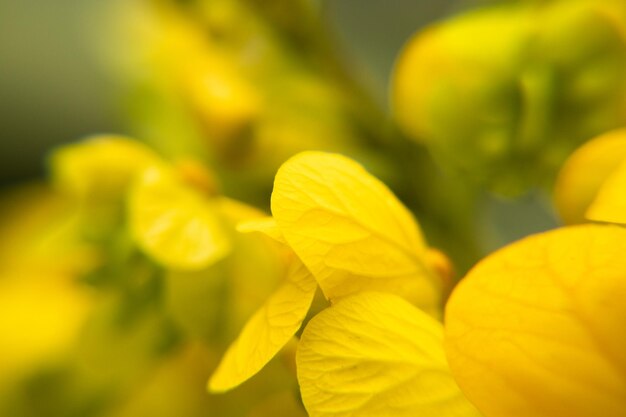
[270,151,441,312]
[129,165,230,270]
[297,292,481,417]
[445,224,626,417]
[554,128,626,224]
[208,257,317,392]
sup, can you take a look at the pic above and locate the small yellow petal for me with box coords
[445,224,626,417]
[297,292,481,417]
[271,151,441,313]
[209,258,317,392]
[237,217,287,245]
[216,197,268,226]
[129,165,230,270]
[586,159,626,224]
[554,128,626,224]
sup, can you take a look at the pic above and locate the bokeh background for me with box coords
[0,0,458,185]
[2,0,556,249]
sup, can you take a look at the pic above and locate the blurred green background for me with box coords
[0,0,462,187]
[0,0,558,251]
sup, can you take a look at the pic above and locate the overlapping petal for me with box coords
[209,258,317,392]
[297,292,481,417]
[554,128,626,224]
[128,165,230,270]
[270,151,442,313]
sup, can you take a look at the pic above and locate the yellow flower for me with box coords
[51,136,234,270]
[294,224,626,417]
[392,0,626,194]
[50,136,291,353]
[209,151,458,412]
[298,223,626,417]
[212,150,626,417]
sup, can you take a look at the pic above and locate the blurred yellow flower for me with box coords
[51,136,236,271]
[392,0,626,193]
[129,163,231,270]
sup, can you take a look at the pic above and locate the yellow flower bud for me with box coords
[393,0,626,194]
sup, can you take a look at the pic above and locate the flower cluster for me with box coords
[1,0,625,416]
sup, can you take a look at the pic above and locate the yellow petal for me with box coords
[445,224,626,417]
[297,292,481,417]
[208,258,317,392]
[216,197,268,226]
[0,275,92,383]
[50,135,159,203]
[237,217,287,245]
[183,53,260,145]
[271,151,441,312]
[129,165,230,270]
[586,159,626,224]
[554,128,626,224]
[392,6,531,143]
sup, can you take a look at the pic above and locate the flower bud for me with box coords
[393,1,626,194]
